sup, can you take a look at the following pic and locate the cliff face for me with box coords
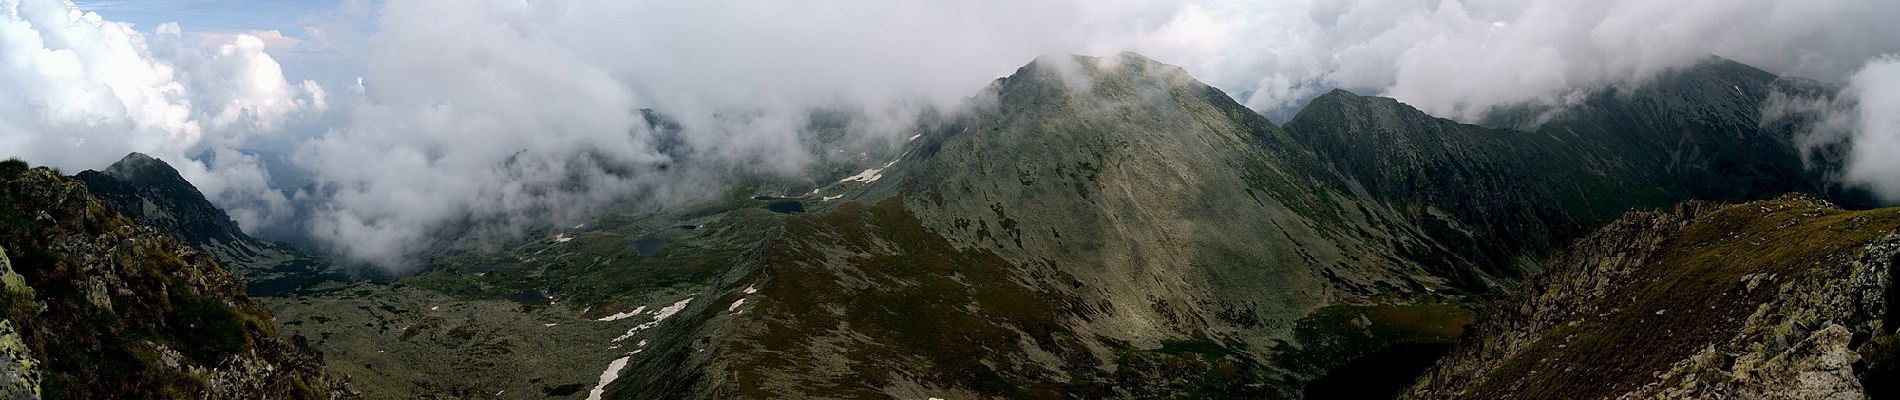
[0,159,352,399]
[1406,195,1900,399]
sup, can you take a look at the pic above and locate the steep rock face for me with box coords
[77,153,342,296]
[1405,195,1900,399]
[1283,58,1835,285]
[0,160,352,399]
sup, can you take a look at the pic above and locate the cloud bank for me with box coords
[3,0,1898,269]
[1766,57,1900,202]
[0,0,324,228]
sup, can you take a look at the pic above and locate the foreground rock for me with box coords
[1406,195,1900,399]
[0,159,353,399]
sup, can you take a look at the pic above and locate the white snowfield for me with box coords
[594,306,648,322]
[840,161,897,183]
[611,297,694,343]
[586,356,631,400]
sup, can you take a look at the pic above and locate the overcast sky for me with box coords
[4,0,1898,269]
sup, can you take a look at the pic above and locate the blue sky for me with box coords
[74,0,373,85]
[74,0,349,33]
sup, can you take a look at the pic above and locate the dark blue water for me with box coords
[503,291,550,306]
[766,200,805,214]
[632,238,667,256]
[1303,342,1451,400]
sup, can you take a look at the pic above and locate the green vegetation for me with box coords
[0,158,26,177]
[167,283,252,364]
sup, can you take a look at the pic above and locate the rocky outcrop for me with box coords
[1405,195,1900,399]
[0,159,353,399]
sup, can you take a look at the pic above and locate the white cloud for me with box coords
[1840,58,1900,201]
[195,29,299,50]
[1761,56,1900,202]
[0,0,322,232]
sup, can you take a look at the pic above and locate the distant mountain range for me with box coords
[8,52,1895,399]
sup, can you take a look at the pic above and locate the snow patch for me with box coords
[839,161,897,183]
[552,233,573,243]
[822,195,843,201]
[651,298,692,322]
[611,297,694,342]
[908,133,922,141]
[729,284,759,314]
[544,323,559,327]
[595,306,648,322]
[586,356,631,400]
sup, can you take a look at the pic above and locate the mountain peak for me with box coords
[1287,87,1434,131]
[97,152,180,183]
[75,152,250,254]
[996,52,1202,99]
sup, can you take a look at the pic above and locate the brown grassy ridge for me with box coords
[1461,196,1900,399]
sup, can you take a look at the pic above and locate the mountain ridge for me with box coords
[1282,56,1848,289]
